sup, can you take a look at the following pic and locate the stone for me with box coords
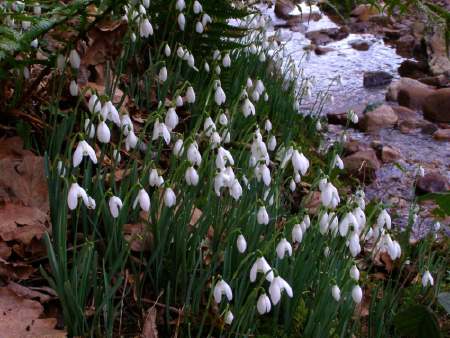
[398,60,429,79]
[315,46,334,55]
[363,71,393,88]
[391,105,418,121]
[305,27,349,45]
[416,173,449,195]
[349,39,372,51]
[383,28,402,39]
[343,149,381,183]
[433,129,450,141]
[422,88,450,123]
[386,78,435,104]
[359,105,398,132]
[274,0,295,20]
[351,4,380,22]
[343,140,367,155]
[381,146,402,163]
[395,34,415,55]
[418,74,449,87]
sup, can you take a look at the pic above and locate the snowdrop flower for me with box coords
[193,0,202,14]
[149,169,164,187]
[152,120,171,145]
[251,90,260,102]
[269,276,293,305]
[264,120,272,132]
[418,166,425,177]
[108,196,123,218]
[131,32,136,42]
[214,86,226,106]
[185,166,199,186]
[176,0,185,11]
[140,18,153,37]
[84,119,95,139]
[165,108,179,131]
[264,92,269,101]
[387,237,401,260]
[215,65,221,75]
[224,311,234,325]
[268,135,276,151]
[88,94,101,114]
[175,95,183,107]
[276,238,292,259]
[73,140,97,167]
[222,129,231,144]
[30,39,38,48]
[177,46,185,58]
[339,212,358,237]
[204,62,210,72]
[121,114,133,135]
[67,183,89,210]
[422,270,434,287]
[250,257,274,282]
[213,49,221,60]
[158,66,167,82]
[377,209,391,230]
[236,234,247,253]
[33,4,41,15]
[97,121,111,143]
[352,285,363,304]
[139,4,146,14]
[143,0,150,8]
[222,53,231,67]
[173,139,184,157]
[292,223,303,244]
[348,110,359,124]
[187,142,202,166]
[195,21,204,33]
[69,80,78,96]
[164,188,176,207]
[289,179,296,192]
[257,206,269,225]
[319,213,330,235]
[164,44,171,57]
[320,180,340,209]
[241,98,255,117]
[69,50,80,69]
[202,13,212,26]
[186,86,196,103]
[249,44,257,54]
[259,53,266,62]
[178,13,186,31]
[434,222,441,232]
[352,207,366,232]
[256,164,271,186]
[215,146,234,169]
[257,294,272,314]
[101,101,121,126]
[316,120,322,131]
[291,150,309,176]
[331,285,341,301]
[133,189,150,212]
[349,232,361,257]
[350,265,360,281]
[333,154,344,170]
[125,130,138,151]
[213,279,233,303]
[230,179,242,201]
[219,113,228,126]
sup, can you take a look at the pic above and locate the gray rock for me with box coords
[363,71,393,88]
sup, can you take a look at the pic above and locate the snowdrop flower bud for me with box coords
[377,209,391,230]
[185,166,199,186]
[219,113,228,126]
[331,285,341,301]
[69,80,78,96]
[133,189,150,212]
[352,285,363,304]
[434,222,441,232]
[140,18,153,37]
[73,140,97,167]
[175,95,184,107]
[88,94,101,114]
[250,257,273,282]
[236,234,247,253]
[264,120,272,132]
[202,13,212,26]
[215,65,221,75]
[241,98,255,117]
[165,108,179,131]
[292,223,303,243]
[214,86,226,106]
[108,196,123,218]
[213,49,221,60]
[224,311,234,325]
[125,130,138,151]
[158,66,167,82]
[149,169,164,187]
[264,92,269,101]
[289,179,296,192]
[67,183,89,210]
[213,279,233,303]
[422,270,434,287]
[31,39,38,48]
[164,188,176,207]
[84,119,95,139]
[193,0,203,14]
[97,121,111,143]
[268,135,276,151]
[121,114,133,135]
[316,120,322,131]
[204,62,210,72]
[177,46,185,58]
[319,213,329,235]
[222,53,231,67]
[257,206,269,225]
[139,4,146,14]
[350,265,360,281]
[269,276,293,305]
[257,294,271,315]
[333,154,344,170]
[259,53,266,62]
[251,90,260,102]
[178,13,186,31]
[176,0,185,11]
[173,139,184,157]
[164,44,171,57]
[69,50,80,69]
[195,21,204,33]
[186,86,196,103]
[349,110,359,124]
[276,238,292,259]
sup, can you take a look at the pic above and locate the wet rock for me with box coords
[428,30,450,75]
[395,34,416,55]
[383,28,402,39]
[359,104,398,132]
[343,149,381,182]
[398,60,429,79]
[363,71,393,88]
[421,123,438,135]
[422,88,450,123]
[391,105,418,121]
[305,27,349,45]
[381,146,402,163]
[351,4,380,22]
[314,46,334,55]
[416,173,449,195]
[343,140,367,155]
[274,0,295,20]
[418,74,449,87]
[387,78,433,101]
[432,129,450,141]
[349,39,372,51]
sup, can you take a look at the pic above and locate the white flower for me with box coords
[164,188,176,207]
[236,234,247,253]
[291,150,309,176]
[264,92,269,101]
[88,94,101,114]
[177,46,185,58]
[73,140,97,167]
[230,179,242,201]
[133,189,150,212]
[152,120,171,144]
[165,108,179,131]
[422,270,434,287]
[187,142,202,166]
[265,120,272,132]
[319,213,329,235]
[143,0,150,8]
[349,110,359,124]
[125,130,138,151]
[289,179,296,192]
[331,285,341,301]
[140,18,153,37]
[173,139,184,157]
[215,146,234,169]
[257,206,269,225]
[339,212,358,237]
[219,113,228,125]
[175,95,184,107]
[224,311,234,325]
[215,65,221,75]
[149,169,164,187]
[176,0,185,11]
[349,232,361,257]
[101,101,121,126]
[96,121,111,144]
[257,294,272,315]
[108,196,123,218]
[268,135,276,151]
[251,90,260,102]
[185,166,199,186]
[377,209,391,230]
[186,86,196,103]
[69,80,78,96]
[249,44,257,54]
[268,276,293,305]
[214,86,226,106]
[352,285,363,304]
[387,238,401,260]
[276,238,292,259]
[241,98,255,117]
[67,183,89,210]
[333,154,344,170]
[250,257,273,282]
[158,66,167,82]
[164,44,171,57]
[69,50,80,69]
[121,114,133,135]
[178,13,186,30]
[256,164,271,186]
[222,53,231,67]
[193,0,203,14]
[195,21,204,34]
[204,62,210,72]
[213,279,233,303]
[418,166,425,177]
[84,119,95,139]
[350,265,360,281]
[202,13,212,26]
[292,223,303,244]
[316,120,322,131]
[320,181,340,209]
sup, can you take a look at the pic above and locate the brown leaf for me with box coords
[0,258,34,281]
[0,287,66,337]
[0,241,11,259]
[142,307,158,338]
[0,137,34,160]
[6,282,52,303]
[123,223,153,252]
[189,208,203,227]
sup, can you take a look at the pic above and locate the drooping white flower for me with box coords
[219,113,228,126]
[158,66,167,82]
[224,311,234,325]
[69,80,78,96]
[377,209,391,230]
[125,130,138,151]
[349,110,359,124]
[149,169,164,187]
[213,279,233,304]
[214,86,226,106]
[108,196,123,218]
[187,142,202,166]
[202,13,212,26]
[352,285,363,304]
[152,120,171,145]
[236,234,247,253]
[422,270,434,287]
[215,146,234,169]
[164,188,176,207]
[333,154,344,170]
[195,21,204,34]
[67,183,89,210]
[319,213,330,235]
[215,65,221,75]
[339,212,358,237]
[349,232,361,257]
[173,139,184,157]
[186,86,196,103]
[143,0,150,8]
[96,121,111,144]
[350,265,360,281]
[289,179,296,192]
[268,135,277,151]
[73,140,97,167]
[222,53,231,67]
[69,49,80,69]
[291,150,309,176]
[292,223,303,244]
[241,98,255,117]
[84,119,95,139]
[164,44,171,57]
[230,179,242,201]
[268,276,293,305]
[139,18,153,37]
[418,166,425,177]
[264,120,272,132]
[250,257,274,282]
[193,0,203,14]
[178,13,186,31]
[133,189,150,212]
[176,0,185,11]
[257,206,269,225]
[88,94,101,114]
[331,285,341,301]
[204,62,210,72]
[121,114,133,136]
[320,180,340,209]
[165,108,179,131]
[257,293,272,315]
[276,238,292,259]
[185,166,199,186]
[255,164,271,186]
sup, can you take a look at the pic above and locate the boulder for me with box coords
[386,78,435,109]
[350,39,372,51]
[418,74,449,87]
[359,105,398,132]
[433,129,450,141]
[343,149,381,182]
[391,105,418,121]
[416,173,449,195]
[381,146,402,163]
[363,71,393,88]
[422,88,450,123]
[351,4,380,22]
[315,46,334,55]
[275,0,296,20]
[398,60,429,79]
[305,27,349,45]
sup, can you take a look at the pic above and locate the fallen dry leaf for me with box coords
[6,282,53,303]
[0,287,66,337]
[123,223,154,252]
[0,241,12,259]
[142,307,158,338]
[0,258,34,281]
[0,137,34,160]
